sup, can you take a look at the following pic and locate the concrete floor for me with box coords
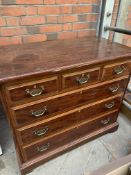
[0,113,131,175]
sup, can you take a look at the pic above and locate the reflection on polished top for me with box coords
[0,37,131,83]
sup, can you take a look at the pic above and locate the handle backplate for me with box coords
[26,85,44,97]
[105,102,115,109]
[76,74,90,85]
[109,85,119,93]
[37,143,50,153]
[31,106,47,117]
[101,118,110,125]
[114,65,125,75]
[34,126,49,137]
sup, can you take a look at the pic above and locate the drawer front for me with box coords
[13,78,127,127]
[102,62,131,81]
[23,111,118,161]
[17,96,121,145]
[62,67,100,90]
[6,76,59,103]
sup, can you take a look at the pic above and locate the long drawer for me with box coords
[22,111,118,161]
[12,78,128,127]
[17,96,121,145]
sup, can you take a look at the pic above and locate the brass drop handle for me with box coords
[25,86,44,97]
[31,106,47,117]
[34,126,48,137]
[114,65,125,75]
[76,74,90,85]
[109,85,119,93]
[101,118,110,125]
[105,102,115,109]
[37,143,50,153]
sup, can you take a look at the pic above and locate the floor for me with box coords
[0,113,131,175]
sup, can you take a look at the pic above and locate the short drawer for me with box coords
[102,62,131,81]
[12,78,127,127]
[5,76,59,103]
[22,111,118,161]
[62,67,100,90]
[17,96,121,145]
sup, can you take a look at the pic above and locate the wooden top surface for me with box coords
[0,37,131,83]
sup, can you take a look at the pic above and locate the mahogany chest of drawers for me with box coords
[0,37,130,174]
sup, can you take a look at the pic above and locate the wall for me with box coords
[0,0,100,46]
[109,0,120,41]
[122,3,131,47]
[110,0,131,47]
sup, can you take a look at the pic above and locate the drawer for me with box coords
[5,76,59,104]
[102,62,131,81]
[12,78,127,127]
[62,67,100,90]
[22,111,118,161]
[17,96,121,145]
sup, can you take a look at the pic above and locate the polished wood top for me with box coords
[0,37,131,83]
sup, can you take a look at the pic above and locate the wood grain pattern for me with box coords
[102,61,131,81]
[16,96,121,145]
[62,67,100,89]
[20,122,119,175]
[11,78,128,127]
[0,37,131,83]
[0,37,130,175]
[23,111,118,161]
[6,76,59,104]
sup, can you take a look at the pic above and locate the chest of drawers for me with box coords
[0,37,130,174]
